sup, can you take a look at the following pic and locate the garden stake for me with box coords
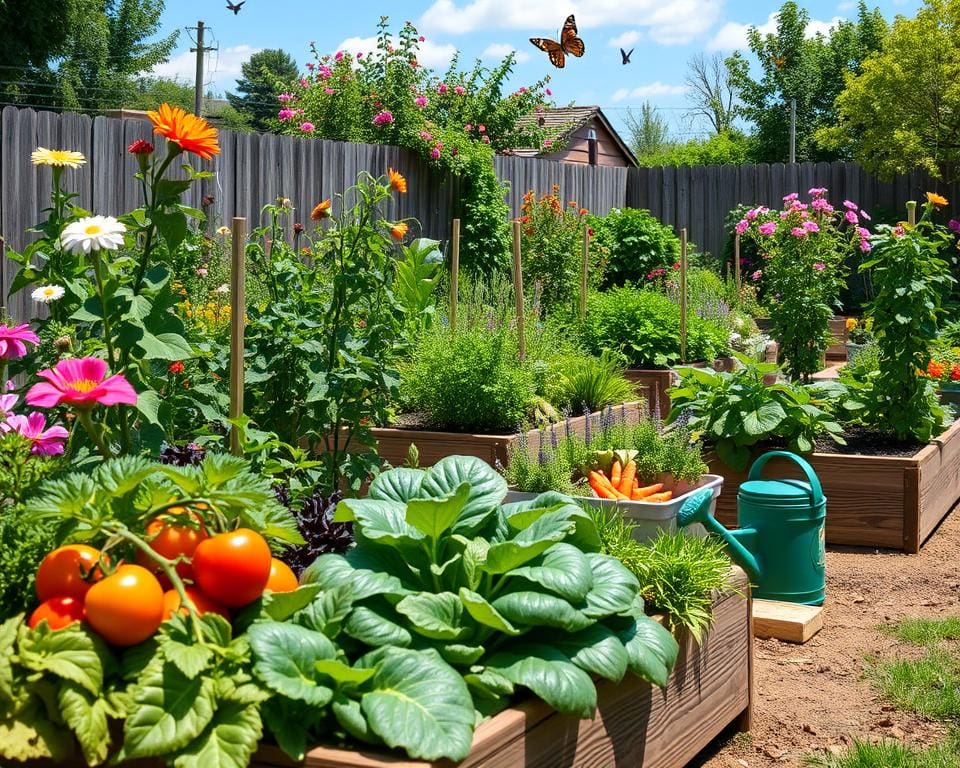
[580,224,590,319]
[450,218,460,333]
[734,231,742,301]
[906,200,917,226]
[230,216,247,456]
[512,220,526,361]
[680,227,688,364]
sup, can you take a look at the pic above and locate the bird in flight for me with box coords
[530,15,586,69]
[226,1,245,14]
[620,48,634,65]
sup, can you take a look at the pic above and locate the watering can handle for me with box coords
[747,450,824,507]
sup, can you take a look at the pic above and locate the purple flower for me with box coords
[813,262,826,271]
[844,210,859,225]
[843,200,858,210]
[430,147,440,159]
[791,226,807,238]
[758,221,777,236]
[735,219,750,235]
[950,219,960,234]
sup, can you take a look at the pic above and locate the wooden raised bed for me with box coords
[708,419,960,553]
[371,401,646,468]
[624,370,674,420]
[255,568,752,768]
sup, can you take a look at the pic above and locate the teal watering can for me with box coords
[677,450,826,606]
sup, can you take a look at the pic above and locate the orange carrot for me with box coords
[631,482,664,500]
[618,460,637,495]
[609,460,622,488]
[645,491,674,503]
[589,471,618,500]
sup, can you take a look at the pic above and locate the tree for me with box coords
[227,49,299,132]
[818,0,960,182]
[125,77,194,112]
[637,131,751,167]
[726,1,887,162]
[684,53,737,134]
[624,102,670,157]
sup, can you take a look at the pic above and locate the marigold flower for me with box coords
[147,103,220,160]
[127,140,154,156]
[845,318,858,331]
[311,199,332,220]
[927,360,946,379]
[927,192,948,208]
[390,221,409,241]
[27,357,137,410]
[31,148,86,168]
[217,226,231,236]
[951,364,960,382]
[388,168,407,193]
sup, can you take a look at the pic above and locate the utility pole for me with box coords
[789,98,796,164]
[189,21,216,116]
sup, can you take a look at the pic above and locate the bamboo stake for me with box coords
[680,228,688,364]
[580,224,590,320]
[229,217,247,457]
[450,219,460,333]
[512,221,526,361]
[906,200,917,227]
[734,231,742,301]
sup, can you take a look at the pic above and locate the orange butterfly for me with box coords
[530,14,586,69]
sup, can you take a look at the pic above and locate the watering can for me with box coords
[677,450,826,606]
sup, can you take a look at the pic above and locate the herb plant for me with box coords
[554,351,636,414]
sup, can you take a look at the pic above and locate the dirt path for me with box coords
[698,507,960,767]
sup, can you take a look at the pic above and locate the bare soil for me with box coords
[695,503,960,767]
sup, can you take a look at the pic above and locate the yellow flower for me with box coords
[390,221,409,241]
[217,226,231,236]
[926,192,949,208]
[388,167,407,194]
[31,147,86,168]
[845,318,858,332]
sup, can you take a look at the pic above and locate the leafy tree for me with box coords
[227,48,299,131]
[818,0,960,182]
[638,131,751,167]
[124,76,194,112]
[726,0,887,162]
[685,53,737,134]
[624,102,671,157]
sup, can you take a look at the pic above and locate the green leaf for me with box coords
[57,682,111,766]
[360,648,475,762]
[615,615,680,687]
[136,389,162,425]
[332,695,377,744]
[262,698,314,762]
[153,208,189,254]
[18,623,105,696]
[173,699,262,768]
[459,588,520,635]
[343,605,412,648]
[492,591,593,631]
[405,483,470,540]
[158,635,214,679]
[395,592,466,641]
[301,553,406,601]
[367,467,425,502]
[315,659,377,686]
[742,402,786,436]
[0,708,74,762]
[420,456,506,535]
[293,585,353,637]
[137,329,194,361]
[263,584,323,622]
[436,643,485,666]
[122,662,216,758]
[463,668,514,701]
[248,623,336,706]
[582,554,640,619]
[484,512,575,574]
[0,615,21,702]
[333,499,426,551]
[509,543,593,602]
[547,624,629,682]
[485,644,597,718]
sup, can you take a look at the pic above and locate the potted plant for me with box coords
[844,317,875,365]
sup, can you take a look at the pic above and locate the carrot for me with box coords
[645,491,674,503]
[618,460,637,495]
[589,471,629,500]
[631,482,664,500]
[609,460,622,488]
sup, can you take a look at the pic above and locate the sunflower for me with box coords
[31,148,86,168]
[390,221,409,241]
[388,167,407,194]
[147,103,220,160]
[311,199,332,220]
[926,192,949,208]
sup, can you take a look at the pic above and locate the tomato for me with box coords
[36,545,104,601]
[192,528,272,607]
[162,587,230,621]
[137,508,208,578]
[84,564,164,646]
[28,596,85,631]
[265,558,298,593]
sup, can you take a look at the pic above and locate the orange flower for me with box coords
[579,207,588,216]
[390,221,409,241]
[927,360,946,379]
[311,199,331,220]
[146,103,220,160]
[388,167,407,193]
[926,192,948,208]
[951,364,960,382]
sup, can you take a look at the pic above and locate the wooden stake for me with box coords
[680,228,688,364]
[450,218,460,333]
[580,224,590,320]
[229,217,247,457]
[906,200,917,227]
[734,231,742,301]
[512,221,526,361]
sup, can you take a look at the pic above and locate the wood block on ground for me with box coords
[753,599,824,644]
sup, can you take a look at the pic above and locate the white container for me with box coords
[504,474,724,543]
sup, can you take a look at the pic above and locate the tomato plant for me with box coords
[138,508,208,578]
[35,544,104,601]
[27,596,85,630]
[265,557,298,593]
[192,528,272,607]
[162,586,229,620]
[84,564,165,646]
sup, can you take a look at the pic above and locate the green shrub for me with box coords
[591,208,680,287]
[0,507,57,621]
[582,287,730,367]
[554,351,636,414]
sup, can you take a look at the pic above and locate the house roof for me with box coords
[510,105,638,166]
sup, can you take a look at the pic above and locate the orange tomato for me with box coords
[28,596,85,631]
[162,587,230,621]
[265,558,298,593]
[137,508,208,578]
[84,564,164,646]
[36,545,104,601]
[192,528,272,607]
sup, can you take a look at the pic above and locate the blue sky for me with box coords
[154,0,921,137]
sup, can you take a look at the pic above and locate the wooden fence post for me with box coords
[734,231,742,301]
[906,200,917,227]
[229,217,247,457]
[512,221,526,361]
[680,228,688,364]
[450,218,460,333]
[580,224,590,320]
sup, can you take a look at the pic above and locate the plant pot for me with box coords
[706,418,960,553]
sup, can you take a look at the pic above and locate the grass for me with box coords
[868,650,960,720]
[804,732,960,768]
[887,618,960,648]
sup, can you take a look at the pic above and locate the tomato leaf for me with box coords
[248,622,336,706]
[18,623,107,696]
[172,699,262,768]
[57,681,111,766]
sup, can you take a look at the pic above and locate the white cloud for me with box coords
[837,0,855,10]
[611,81,690,101]
[708,12,844,51]
[154,44,259,86]
[481,42,530,63]
[608,30,642,48]
[419,0,722,46]
[336,35,458,70]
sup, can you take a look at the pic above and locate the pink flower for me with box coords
[372,110,395,126]
[430,147,441,159]
[843,200,858,210]
[745,208,760,221]
[453,85,465,95]
[464,123,473,132]
[893,225,906,237]
[543,139,553,148]
[857,227,870,238]
[0,392,18,420]
[860,209,871,221]
[318,65,332,79]
[414,95,428,108]
[791,227,807,238]
[278,108,294,120]
[844,210,859,225]
[808,187,828,197]
[478,124,486,133]
[813,262,826,271]
[735,219,750,235]
[419,35,426,42]
[783,192,799,202]
[300,122,315,133]
[758,221,777,236]
[27,357,138,410]
[803,220,820,233]
[811,197,833,213]
[0,324,39,360]
[437,83,448,94]
[196,267,208,277]
[299,78,309,88]
[419,130,433,141]
[859,239,872,252]
[5,412,68,455]
[278,92,294,103]
[751,270,763,281]
[545,88,552,96]
[335,51,344,61]
[357,52,363,59]
[324,87,335,95]
[779,211,790,220]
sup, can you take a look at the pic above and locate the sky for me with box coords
[153,0,922,138]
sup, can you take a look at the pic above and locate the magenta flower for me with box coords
[335,51,344,61]
[745,208,760,221]
[454,85,465,95]
[808,187,828,197]
[5,412,68,455]
[893,225,906,237]
[300,122,315,133]
[783,192,799,203]
[372,110,395,126]
[843,200,858,210]
[735,219,750,235]
[478,124,486,133]
[278,92,294,103]
[0,392,18,420]
[324,87,335,95]
[451,146,458,156]
[813,262,826,271]
[545,88,552,96]
[758,221,777,236]
[414,95,428,108]
[430,147,441,160]
[0,324,39,361]
[844,210,859,225]
[803,220,820,233]
[751,270,763,281]
[306,62,315,72]
[437,83,448,94]
[357,52,363,59]
[27,357,137,410]
[543,139,553,148]
[859,239,872,253]
[318,65,332,79]
[299,78,309,88]
[811,197,833,213]
[779,211,791,220]
[278,108,294,120]
[950,219,960,234]
[857,227,870,238]
[464,123,473,132]
[791,227,807,238]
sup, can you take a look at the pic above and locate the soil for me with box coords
[812,426,926,457]
[694,503,960,768]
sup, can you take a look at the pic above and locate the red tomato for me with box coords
[137,508,208,578]
[84,564,164,646]
[28,596,85,631]
[162,587,230,621]
[265,558,298,593]
[35,545,104,601]
[192,528,272,607]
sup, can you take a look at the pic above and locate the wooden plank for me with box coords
[753,599,824,643]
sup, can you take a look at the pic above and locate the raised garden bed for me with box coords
[624,370,675,419]
[708,418,960,552]
[252,567,752,768]
[371,401,646,468]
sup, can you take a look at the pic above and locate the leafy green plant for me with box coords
[393,237,443,340]
[0,506,58,621]
[554,351,636,414]
[668,357,846,470]
[589,208,680,288]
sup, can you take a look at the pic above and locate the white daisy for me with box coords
[215,283,230,294]
[60,216,126,255]
[31,285,65,304]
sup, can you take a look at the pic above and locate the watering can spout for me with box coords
[677,489,763,583]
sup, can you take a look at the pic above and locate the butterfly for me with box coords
[620,47,634,65]
[529,15,586,69]
[226,1,245,14]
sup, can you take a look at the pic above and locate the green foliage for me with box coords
[227,49,300,132]
[888,617,960,647]
[668,358,847,470]
[624,102,670,158]
[590,208,680,288]
[124,77,194,112]
[637,130,751,167]
[805,733,960,768]
[0,431,66,507]
[553,352,636,415]
[0,506,57,621]
[393,238,444,341]
[582,288,730,368]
